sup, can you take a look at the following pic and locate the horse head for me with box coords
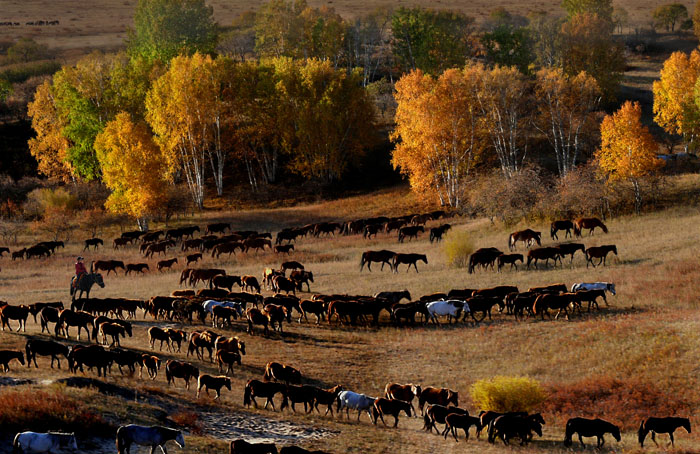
[412,384,422,398]
[94,273,105,288]
[448,390,459,407]
[174,431,185,448]
[238,339,246,355]
[638,420,649,446]
[611,423,622,442]
[421,255,428,264]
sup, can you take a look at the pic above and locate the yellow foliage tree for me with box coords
[26,80,73,182]
[535,67,601,176]
[470,376,547,413]
[146,53,230,208]
[392,67,484,207]
[95,112,169,230]
[652,49,700,150]
[596,101,663,214]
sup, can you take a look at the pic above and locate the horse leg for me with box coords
[669,431,674,446]
[651,431,658,446]
[578,434,585,447]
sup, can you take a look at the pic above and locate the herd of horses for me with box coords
[3,211,677,453]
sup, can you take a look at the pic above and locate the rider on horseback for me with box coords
[73,256,86,289]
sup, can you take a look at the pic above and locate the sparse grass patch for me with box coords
[170,410,204,435]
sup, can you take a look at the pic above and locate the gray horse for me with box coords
[70,263,104,302]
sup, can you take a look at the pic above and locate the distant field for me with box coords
[0,0,695,55]
[1,180,700,453]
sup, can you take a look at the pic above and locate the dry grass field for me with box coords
[1,180,700,453]
[0,0,695,55]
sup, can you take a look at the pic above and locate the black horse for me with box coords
[638,417,691,447]
[70,265,105,302]
[564,417,621,448]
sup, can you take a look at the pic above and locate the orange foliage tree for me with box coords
[26,80,73,182]
[392,67,484,207]
[95,112,169,230]
[535,67,601,176]
[596,101,663,213]
[652,50,700,151]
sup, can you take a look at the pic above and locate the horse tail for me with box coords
[422,414,432,432]
[13,432,22,454]
[116,426,125,454]
[243,382,251,406]
[359,253,366,271]
[384,383,391,399]
[563,420,574,446]
[165,364,172,384]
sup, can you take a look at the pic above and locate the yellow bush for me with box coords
[470,376,547,413]
[442,231,473,268]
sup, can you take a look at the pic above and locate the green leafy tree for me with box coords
[6,38,48,63]
[653,3,689,32]
[561,0,613,20]
[391,7,475,75]
[127,0,218,62]
[527,12,564,68]
[612,6,630,33]
[0,78,11,102]
[481,24,534,74]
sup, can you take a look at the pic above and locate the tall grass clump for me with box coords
[0,387,109,435]
[470,376,547,413]
[442,231,474,268]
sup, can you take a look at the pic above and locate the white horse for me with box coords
[337,390,377,422]
[116,425,184,454]
[571,282,616,295]
[13,432,77,453]
[425,300,467,324]
[202,300,244,318]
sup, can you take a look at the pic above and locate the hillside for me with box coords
[0,183,699,453]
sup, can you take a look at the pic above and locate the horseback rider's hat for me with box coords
[77,256,84,260]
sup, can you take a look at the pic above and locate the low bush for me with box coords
[0,60,61,84]
[442,231,473,268]
[0,387,109,435]
[470,376,547,413]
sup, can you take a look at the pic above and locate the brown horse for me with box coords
[556,243,586,264]
[574,217,608,237]
[125,263,149,275]
[497,254,524,272]
[299,299,326,324]
[0,350,24,371]
[246,308,269,336]
[360,250,396,272]
[398,225,424,243]
[98,322,126,347]
[40,306,61,334]
[585,245,617,267]
[244,238,271,253]
[274,244,294,254]
[312,385,344,415]
[213,275,242,291]
[280,384,316,413]
[638,417,691,447]
[384,383,421,415]
[468,248,502,274]
[140,354,161,379]
[157,258,178,272]
[242,276,261,293]
[197,374,231,399]
[550,220,574,240]
[392,253,428,273]
[444,413,482,442]
[243,379,287,410]
[94,260,125,276]
[508,229,542,251]
[57,309,94,340]
[216,350,241,375]
[526,247,561,269]
[214,336,246,356]
[148,326,171,351]
[372,398,413,427]
[165,360,199,389]
[263,362,301,384]
[25,339,69,368]
[419,387,459,415]
[230,440,277,454]
[0,304,29,332]
[533,293,577,320]
[423,404,468,433]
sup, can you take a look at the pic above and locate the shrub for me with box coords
[0,60,61,84]
[442,231,473,268]
[0,388,108,435]
[170,410,204,435]
[470,376,547,413]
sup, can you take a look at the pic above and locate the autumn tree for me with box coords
[254,0,309,58]
[535,67,601,176]
[559,12,625,101]
[6,38,48,63]
[527,12,564,68]
[596,101,663,214]
[127,0,218,63]
[561,0,613,20]
[391,7,475,75]
[345,9,392,86]
[481,24,534,74]
[95,112,169,230]
[653,3,689,32]
[612,6,630,33]
[27,80,73,181]
[392,67,484,207]
[475,65,532,178]
[146,53,232,207]
[653,50,700,152]
[274,58,375,183]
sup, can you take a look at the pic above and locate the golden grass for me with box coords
[2,180,700,452]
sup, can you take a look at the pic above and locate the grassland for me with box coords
[1,0,695,56]
[1,180,700,453]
